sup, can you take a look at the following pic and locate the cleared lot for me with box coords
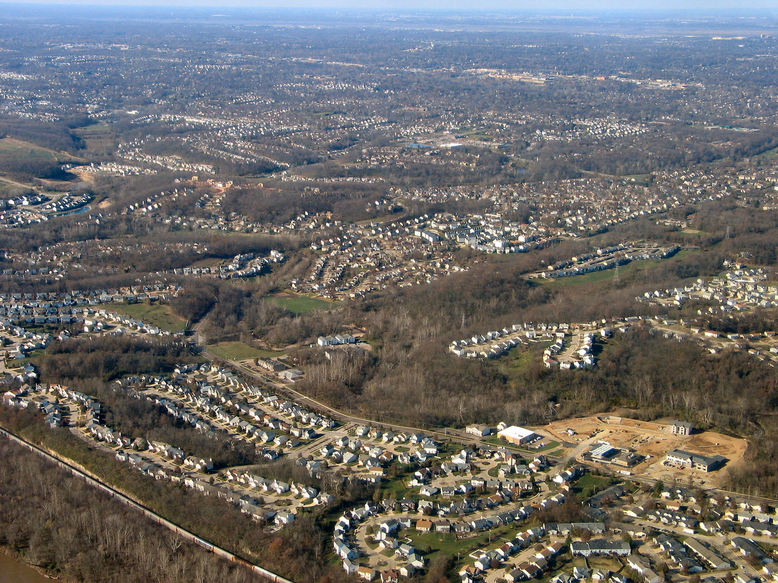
[543,414,748,487]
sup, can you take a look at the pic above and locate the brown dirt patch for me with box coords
[543,413,748,488]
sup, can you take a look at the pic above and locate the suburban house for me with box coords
[466,424,494,437]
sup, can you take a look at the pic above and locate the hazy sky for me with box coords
[0,0,776,11]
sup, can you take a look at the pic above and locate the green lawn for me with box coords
[406,524,516,567]
[572,473,616,498]
[484,435,525,452]
[624,173,652,186]
[268,294,332,314]
[207,341,282,361]
[587,557,624,572]
[536,264,639,288]
[538,440,562,451]
[376,477,412,500]
[106,302,187,333]
[497,343,549,378]
[536,249,693,289]
[374,463,422,500]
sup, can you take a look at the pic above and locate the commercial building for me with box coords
[497,426,539,445]
[665,449,726,472]
[666,421,694,436]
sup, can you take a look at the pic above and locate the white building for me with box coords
[497,426,539,445]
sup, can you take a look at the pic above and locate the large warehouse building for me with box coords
[497,425,539,445]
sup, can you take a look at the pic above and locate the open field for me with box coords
[188,257,222,268]
[106,302,188,333]
[71,122,115,153]
[406,524,517,570]
[543,413,748,487]
[0,137,83,168]
[757,145,778,160]
[571,473,617,497]
[0,137,61,162]
[0,176,30,197]
[535,266,629,287]
[535,249,695,288]
[534,258,653,288]
[268,293,332,314]
[497,343,547,378]
[623,173,652,186]
[206,341,283,361]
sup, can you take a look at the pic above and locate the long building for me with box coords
[497,426,539,445]
[684,538,730,570]
[665,449,726,472]
[570,539,631,557]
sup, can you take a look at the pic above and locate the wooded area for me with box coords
[0,438,264,583]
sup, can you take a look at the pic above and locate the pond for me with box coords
[0,551,52,583]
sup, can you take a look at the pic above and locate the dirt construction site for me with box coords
[542,414,749,488]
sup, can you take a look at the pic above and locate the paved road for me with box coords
[354,484,549,571]
[630,516,778,547]
[210,347,778,510]
[218,354,485,448]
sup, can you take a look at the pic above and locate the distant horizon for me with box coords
[0,0,776,14]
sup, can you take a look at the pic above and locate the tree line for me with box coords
[0,437,265,583]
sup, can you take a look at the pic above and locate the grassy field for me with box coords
[458,129,492,141]
[106,302,188,333]
[757,145,778,161]
[484,435,525,452]
[71,122,114,153]
[207,341,282,361]
[0,137,62,162]
[623,173,652,186]
[533,440,562,453]
[407,524,517,568]
[376,473,415,500]
[188,257,222,268]
[536,263,641,288]
[677,229,713,240]
[536,249,694,289]
[498,343,548,378]
[268,294,332,314]
[587,557,625,572]
[0,182,29,197]
[572,473,616,498]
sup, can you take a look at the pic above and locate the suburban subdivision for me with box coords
[0,4,777,583]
